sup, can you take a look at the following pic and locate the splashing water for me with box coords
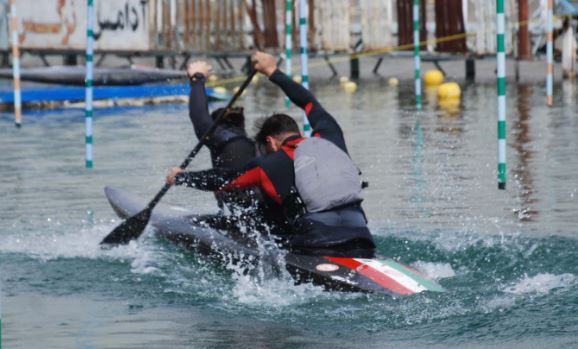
[411,261,456,281]
[504,273,577,295]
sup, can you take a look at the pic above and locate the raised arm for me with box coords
[187,61,212,139]
[252,52,348,153]
[187,61,232,150]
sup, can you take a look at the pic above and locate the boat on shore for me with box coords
[0,65,184,86]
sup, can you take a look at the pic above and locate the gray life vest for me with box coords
[293,137,363,213]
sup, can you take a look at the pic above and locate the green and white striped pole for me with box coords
[0,270,2,349]
[496,0,507,190]
[9,0,22,127]
[85,0,94,168]
[299,0,311,136]
[285,0,293,108]
[0,271,2,349]
[546,0,553,106]
[413,0,422,109]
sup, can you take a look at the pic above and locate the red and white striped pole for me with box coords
[9,0,22,128]
[546,0,554,106]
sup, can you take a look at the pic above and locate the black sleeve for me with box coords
[268,69,348,153]
[174,168,239,191]
[174,157,262,191]
[188,78,228,150]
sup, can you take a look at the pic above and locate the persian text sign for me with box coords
[17,0,150,51]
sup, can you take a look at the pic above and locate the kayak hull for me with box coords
[105,186,444,296]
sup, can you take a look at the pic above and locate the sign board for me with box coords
[16,0,151,51]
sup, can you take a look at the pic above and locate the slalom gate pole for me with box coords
[0,270,2,349]
[285,0,293,108]
[9,0,22,128]
[413,0,422,109]
[85,0,95,168]
[496,0,507,190]
[546,0,554,106]
[299,0,311,136]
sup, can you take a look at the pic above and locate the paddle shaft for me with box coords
[144,69,258,212]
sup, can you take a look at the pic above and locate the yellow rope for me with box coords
[204,18,542,88]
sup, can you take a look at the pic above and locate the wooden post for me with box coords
[238,0,244,49]
[192,0,197,50]
[308,0,315,49]
[350,56,360,79]
[244,0,265,49]
[465,57,475,81]
[216,0,222,49]
[205,0,211,50]
[518,0,531,60]
[223,0,229,47]
[197,0,202,50]
[262,0,279,47]
[184,0,190,46]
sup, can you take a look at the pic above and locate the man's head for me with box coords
[211,107,245,129]
[255,114,301,153]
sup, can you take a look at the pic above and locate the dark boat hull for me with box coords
[0,66,183,86]
[105,186,445,295]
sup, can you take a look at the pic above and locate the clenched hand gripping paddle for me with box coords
[100,68,260,245]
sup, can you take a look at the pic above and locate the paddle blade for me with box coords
[100,208,152,245]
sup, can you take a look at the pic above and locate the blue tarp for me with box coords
[0,85,227,104]
[557,0,578,15]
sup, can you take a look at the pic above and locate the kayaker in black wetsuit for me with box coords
[169,61,283,235]
[167,52,375,258]
[181,61,255,215]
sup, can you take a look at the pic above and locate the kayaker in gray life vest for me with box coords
[167,51,375,258]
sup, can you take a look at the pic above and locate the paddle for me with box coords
[100,68,260,245]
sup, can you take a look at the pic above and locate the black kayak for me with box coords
[105,186,445,296]
[0,65,184,86]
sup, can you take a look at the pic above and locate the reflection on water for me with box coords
[512,84,538,222]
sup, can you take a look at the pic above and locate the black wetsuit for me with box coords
[180,74,255,213]
[176,70,375,258]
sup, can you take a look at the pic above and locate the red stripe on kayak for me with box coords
[324,257,414,295]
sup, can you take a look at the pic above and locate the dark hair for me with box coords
[211,107,245,129]
[254,113,300,145]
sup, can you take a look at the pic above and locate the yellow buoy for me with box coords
[339,76,350,84]
[423,69,444,86]
[388,77,399,87]
[343,81,357,93]
[208,74,219,82]
[214,86,227,95]
[439,98,461,115]
[437,82,461,100]
[292,75,303,83]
